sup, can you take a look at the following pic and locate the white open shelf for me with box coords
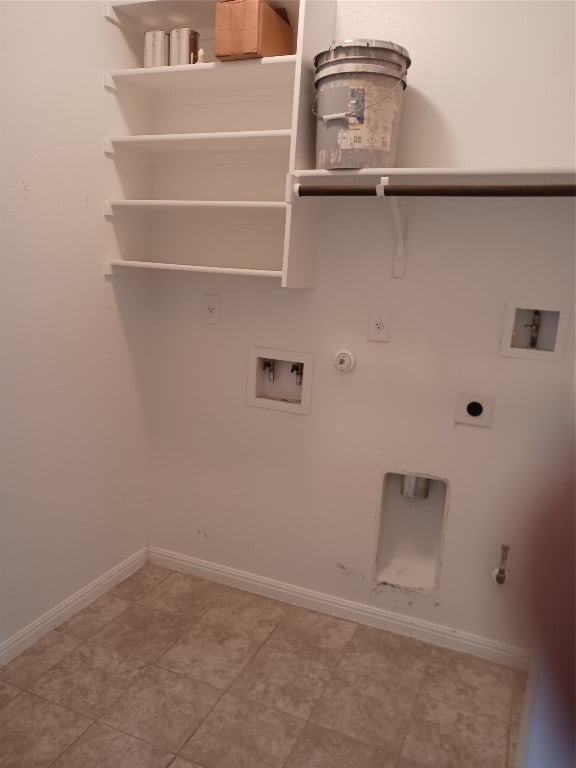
[106,57,297,96]
[105,0,300,34]
[105,260,282,278]
[292,168,576,184]
[105,130,291,155]
[104,200,287,214]
[105,0,219,29]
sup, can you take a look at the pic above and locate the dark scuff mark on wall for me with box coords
[336,563,365,579]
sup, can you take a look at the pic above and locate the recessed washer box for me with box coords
[500,301,572,362]
[247,347,313,415]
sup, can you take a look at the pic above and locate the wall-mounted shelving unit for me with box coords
[104,0,573,287]
[104,0,337,286]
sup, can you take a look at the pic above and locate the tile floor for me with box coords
[0,564,527,768]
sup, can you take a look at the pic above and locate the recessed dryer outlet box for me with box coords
[454,393,495,428]
[247,347,313,415]
[500,301,572,362]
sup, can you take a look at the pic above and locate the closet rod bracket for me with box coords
[377,177,407,279]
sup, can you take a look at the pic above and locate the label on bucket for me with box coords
[316,76,402,169]
[337,123,391,151]
[337,86,391,151]
[348,88,365,125]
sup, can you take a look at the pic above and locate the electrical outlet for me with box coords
[368,308,390,342]
[203,294,220,325]
[454,393,495,428]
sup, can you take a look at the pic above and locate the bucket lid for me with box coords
[314,38,411,69]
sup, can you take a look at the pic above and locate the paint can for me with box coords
[144,30,169,68]
[313,39,411,169]
[169,28,200,65]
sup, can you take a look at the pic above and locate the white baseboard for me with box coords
[1,545,530,671]
[148,546,531,670]
[0,548,147,666]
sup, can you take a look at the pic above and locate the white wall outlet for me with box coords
[455,393,495,428]
[202,294,220,325]
[368,308,391,342]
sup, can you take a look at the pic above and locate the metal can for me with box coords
[144,30,169,68]
[169,28,199,66]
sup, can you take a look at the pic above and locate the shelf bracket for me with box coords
[286,173,299,203]
[103,73,115,92]
[103,2,120,25]
[377,177,407,279]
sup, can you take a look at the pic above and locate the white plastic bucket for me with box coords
[314,39,411,170]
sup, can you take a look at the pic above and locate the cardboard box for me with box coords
[215,0,294,61]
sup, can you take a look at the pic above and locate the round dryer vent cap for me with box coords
[334,349,356,372]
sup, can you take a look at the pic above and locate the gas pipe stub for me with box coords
[334,349,356,372]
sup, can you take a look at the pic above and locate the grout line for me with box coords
[7,632,87,693]
[396,652,430,760]
[55,600,135,644]
[27,690,94,768]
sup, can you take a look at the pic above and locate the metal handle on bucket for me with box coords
[312,78,404,122]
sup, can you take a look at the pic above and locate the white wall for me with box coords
[148,0,575,652]
[0,0,573,660]
[0,2,152,645]
[336,0,575,169]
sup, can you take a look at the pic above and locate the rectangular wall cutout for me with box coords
[500,301,572,362]
[247,347,313,415]
[375,473,448,591]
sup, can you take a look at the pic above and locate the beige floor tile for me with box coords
[57,593,131,639]
[30,642,146,718]
[170,759,205,768]
[510,669,528,725]
[284,722,395,768]
[0,691,91,768]
[101,666,221,753]
[157,623,259,689]
[0,631,80,689]
[200,589,288,644]
[182,692,304,768]
[230,645,333,720]
[91,603,193,663]
[401,696,508,768]
[51,723,174,768]
[339,625,431,684]
[139,572,229,619]
[266,606,357,666]
[310,666,419,753]
[421,647,513,721]
[109,564,173,601]
[0,680,21,710]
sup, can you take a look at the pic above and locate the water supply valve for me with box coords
[290,362,304,385]
[491,544,510,585]
[262,359,276,382]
